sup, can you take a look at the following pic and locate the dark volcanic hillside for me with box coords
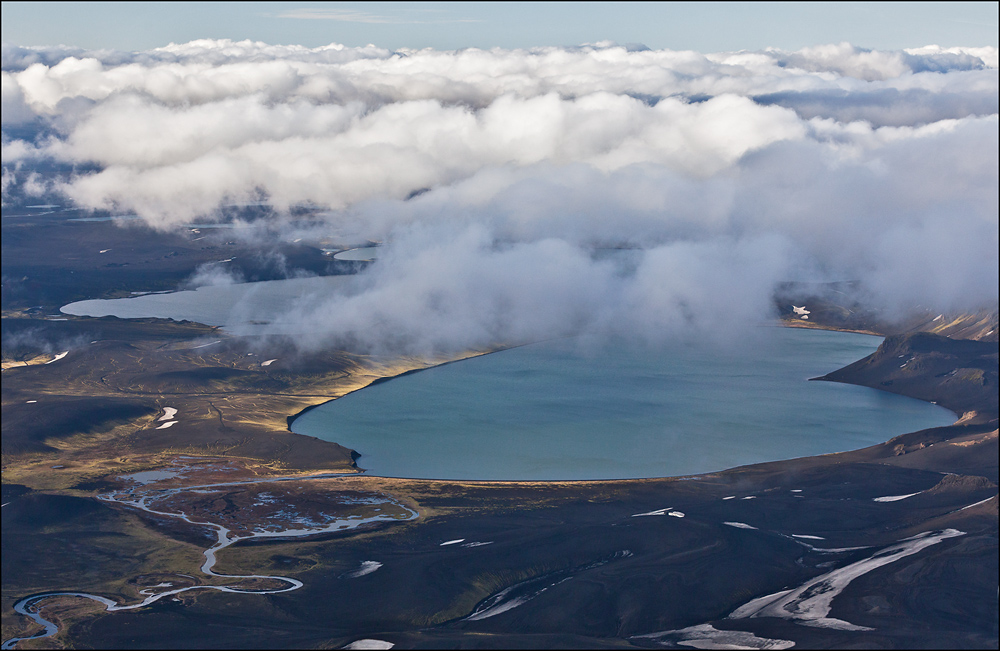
[775,282,999,341]
[817,332,999,420]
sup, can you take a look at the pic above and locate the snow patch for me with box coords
[633,507,672,517]
[343,640,394,650]
[958,495,997,511]
[873,492,921,502]
[728,529,965,630]
[634,623,794,649]
[344,561,382,578]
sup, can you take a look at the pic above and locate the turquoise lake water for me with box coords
[292,328,955,480]
[59,280,957,482]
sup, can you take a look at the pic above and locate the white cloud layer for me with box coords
[2,39,997,352]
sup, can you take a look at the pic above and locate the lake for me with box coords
[333,246,379,261]
[292,329,955,480]
[61,276,352,334]
[61,279,956,481]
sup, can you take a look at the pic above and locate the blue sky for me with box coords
[2,1,997,52]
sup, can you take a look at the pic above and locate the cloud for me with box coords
[184,262,244,289]
[763,42,987,81]
[47,91,806,228]
[259,223,793,354]
[754,85,998,127]
[1,39,996,350]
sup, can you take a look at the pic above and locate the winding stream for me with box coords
[2,473,417,650]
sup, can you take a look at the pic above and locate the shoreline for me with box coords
[283,323,972,484]
[284,347,509,430]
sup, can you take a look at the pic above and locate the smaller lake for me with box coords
[292,329,955,481]
[61,276,351,333]
[333,246,379,261]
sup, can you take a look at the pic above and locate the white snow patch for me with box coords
[261,359,278,366]
[792,306,810,316]
[99,249,111,254]
[159,407,178,421]
[155,421,178,430]
[633,507,672,517]
[790,489,802,493]
[462,541,493,548]
[26,400,37,404]
[741,496,756,500]
[728,590,795,619]
[933,314,944,321]
[873,492,921,502]
[724,522,757,530]
[728,529,965,630]
[958,495,997,511]
[634,623,794,650]
[722,496,736,500]
[440,539,465,546]
[45,352,68,364]
[191,340,221,349]
[345,561,382,578]
[791,534,825,540]
[668,511,685,518]
[465,590,531,621]
[343,640,394,650]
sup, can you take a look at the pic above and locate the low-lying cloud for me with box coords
[2,39,997,352]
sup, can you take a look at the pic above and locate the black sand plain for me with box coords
[2,209,997,649]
